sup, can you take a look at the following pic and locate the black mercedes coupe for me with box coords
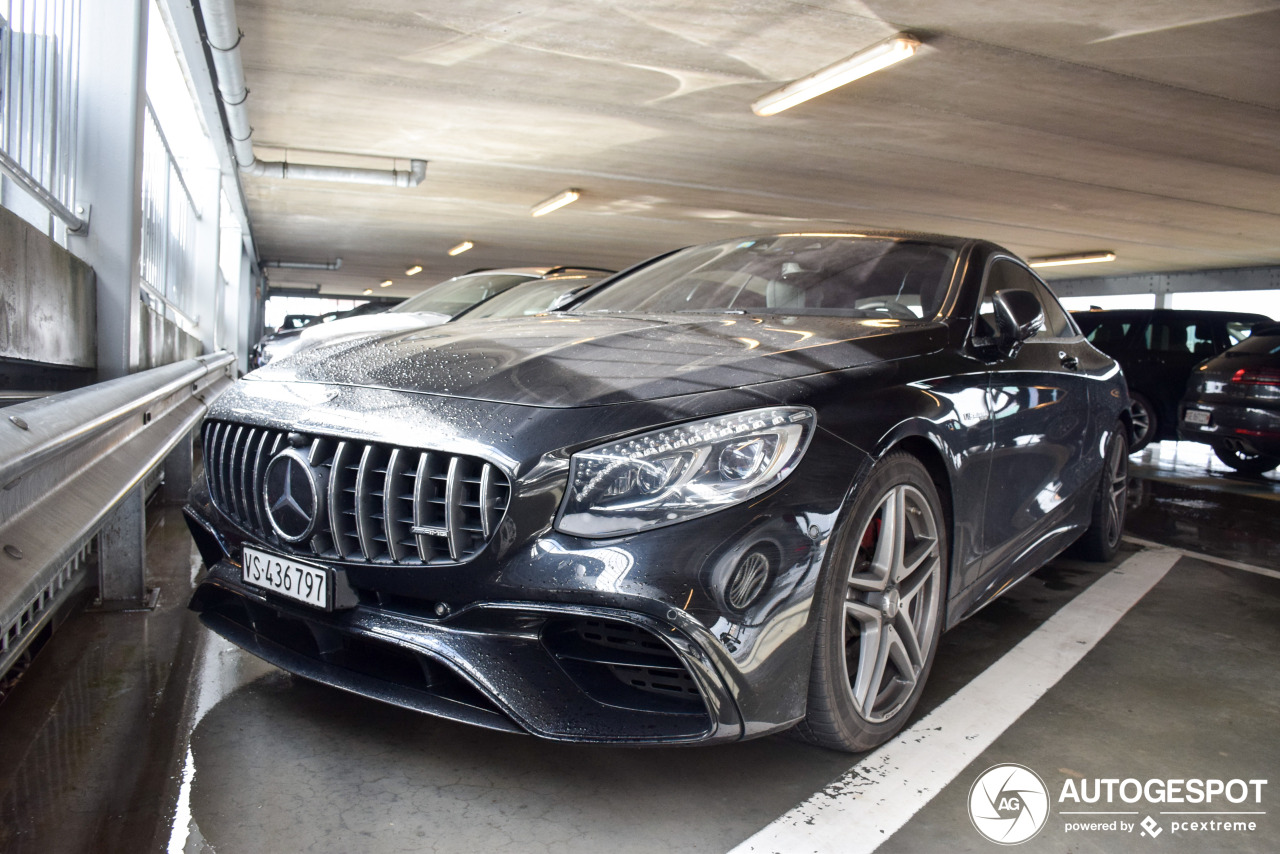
[186,232,1130,752]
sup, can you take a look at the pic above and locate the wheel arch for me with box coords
[871,428,957,603]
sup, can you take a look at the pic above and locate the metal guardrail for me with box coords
[0,351,235,677]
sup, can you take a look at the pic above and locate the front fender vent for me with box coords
[203,421,510,566]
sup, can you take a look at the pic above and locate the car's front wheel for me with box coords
[1212,441,1280,475]
[797,453,946,752]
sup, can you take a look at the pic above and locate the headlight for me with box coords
[556,406,815,537]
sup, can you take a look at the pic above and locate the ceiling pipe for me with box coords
[197,0,426,187]
[244,159,426,188]
[262,258,343,271]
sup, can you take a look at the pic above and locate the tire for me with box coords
[796,453,946,752]
[1212,442,1280,475]
[1127,392,1156,452]
[1071,422,1129,562]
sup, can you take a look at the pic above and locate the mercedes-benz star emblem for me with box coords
[263,449,320,542]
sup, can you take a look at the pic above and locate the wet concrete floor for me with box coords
[0,440,1276,853]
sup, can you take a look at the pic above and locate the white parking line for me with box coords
[729,547,1182,854]
[1122,535,1280,581]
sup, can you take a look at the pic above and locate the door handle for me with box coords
[1059,351,1080,371]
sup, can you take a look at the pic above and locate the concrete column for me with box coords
[69,0,148,379]
[98,486,147,603]
[236,246,256,374]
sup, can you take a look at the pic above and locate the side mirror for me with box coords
[993,289,1044,348]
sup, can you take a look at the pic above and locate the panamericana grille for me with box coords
[203,420,510,565]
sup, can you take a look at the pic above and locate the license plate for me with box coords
[242,546,331,610]
[1184,409,1211,426]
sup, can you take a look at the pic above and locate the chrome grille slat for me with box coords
[444,457,464,562]
[226,425,246,520]
[355,445,391,562]
[204,421,507,567]
[245,429,267,534]
[235,427,257,529]
[329,441,357,559]
[413,452,443,564]
[384,449,414,563]
[215,422,233,512]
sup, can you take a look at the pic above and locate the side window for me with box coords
[1148,319,1215,356]
[1225,320,1255,346]
[974,258,1069,341]
[1031,280,1075,338]
[1083,318,1133,348]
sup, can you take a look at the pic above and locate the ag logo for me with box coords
[968,764,1050,845]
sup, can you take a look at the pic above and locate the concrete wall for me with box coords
[137,301,201,371]
[0,204,96,369]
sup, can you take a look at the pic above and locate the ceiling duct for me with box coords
[198,0,426,187]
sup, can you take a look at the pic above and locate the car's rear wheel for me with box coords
[1128,392,1156,452]
[1212,441,1280,475]
[797,453,946,752]
[1071,422,1129,561]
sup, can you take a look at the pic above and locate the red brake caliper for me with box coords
[860,516,881,551]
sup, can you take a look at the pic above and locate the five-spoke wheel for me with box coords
[798,454,946,751]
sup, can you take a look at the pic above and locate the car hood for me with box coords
[249,313,945,407]
[258,311,452,363]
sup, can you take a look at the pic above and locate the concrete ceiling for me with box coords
[226,0,1280,298]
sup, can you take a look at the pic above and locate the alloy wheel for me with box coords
[1103,432,1128,548]
[843,483,942,724]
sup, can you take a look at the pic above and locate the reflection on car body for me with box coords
[186,232,1130,751]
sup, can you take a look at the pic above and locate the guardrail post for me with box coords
[163,428,195,504]
[98,486,147,604]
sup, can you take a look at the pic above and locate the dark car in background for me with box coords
[1072,308,1272,451]
[186,231,1129,752]
[1179,322,1280,474]
[252,267,613,368]
[251,303,388,369]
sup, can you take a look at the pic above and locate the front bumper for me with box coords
[185,440,858,744]
[190,557,738,743]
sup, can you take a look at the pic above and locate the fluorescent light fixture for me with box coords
[531,188,581,217]
[405,265,422,276]
[379,279,394,288]
[1028,251,1117,269]
[362,288,373,295]
[448,240,474,256]
[752,34,921,116]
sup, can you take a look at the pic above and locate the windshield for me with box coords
[391,273,538,318]
[574,235,958,319]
